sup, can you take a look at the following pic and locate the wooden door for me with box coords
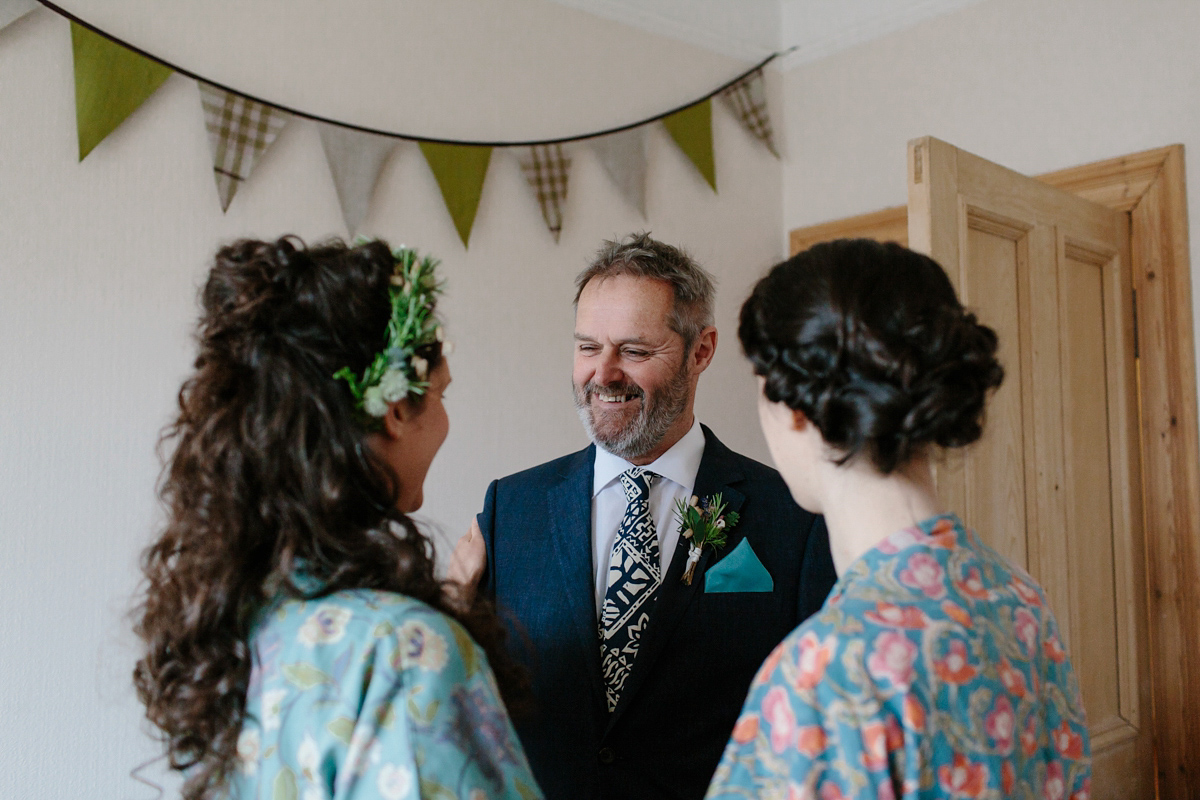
[907,137,1154,798]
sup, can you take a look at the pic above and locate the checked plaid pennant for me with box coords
[199,83,290,211]
[720,68,779,158]
[517,144,571,242]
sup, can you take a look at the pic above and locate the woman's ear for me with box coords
[380,399,416,441]
[790,407,811,432]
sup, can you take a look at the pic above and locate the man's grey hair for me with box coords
[573,232,716,346]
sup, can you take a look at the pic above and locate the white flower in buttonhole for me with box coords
[378,369,411,403]
[673,493,740,585]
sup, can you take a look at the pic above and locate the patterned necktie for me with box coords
[599,468,662,713]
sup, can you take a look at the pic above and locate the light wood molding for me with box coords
[1128,146,1200,798]
[793,143,1200,797]
[788,205,908,253]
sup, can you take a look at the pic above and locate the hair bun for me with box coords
[740,239,1004,474]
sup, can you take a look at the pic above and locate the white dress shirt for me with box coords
[591,418,706,618]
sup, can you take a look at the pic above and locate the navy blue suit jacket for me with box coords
[478,426,836,800]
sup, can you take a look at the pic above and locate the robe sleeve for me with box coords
[336,608,542,800]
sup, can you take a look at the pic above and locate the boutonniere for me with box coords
[674,494,740,585]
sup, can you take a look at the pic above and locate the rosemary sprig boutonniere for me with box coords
[674,493,740,585]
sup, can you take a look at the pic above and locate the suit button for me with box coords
[598,746,616,764]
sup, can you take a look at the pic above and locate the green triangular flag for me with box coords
[419,142,492,247]
[662,99,716,192]
[72,22,172,161]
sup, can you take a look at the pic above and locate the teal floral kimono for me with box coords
[706,514,1090,800]
[224,589,542,800]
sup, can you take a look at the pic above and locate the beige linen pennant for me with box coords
[319,123,397,234]
[517,144,571,242]
[590,128,647,218]
[720,68,778,158]
[0,0,36,32]
[199,83,289,211]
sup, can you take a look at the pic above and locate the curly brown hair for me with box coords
[132,236,527,799]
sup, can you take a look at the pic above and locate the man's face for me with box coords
[572,274,694,461]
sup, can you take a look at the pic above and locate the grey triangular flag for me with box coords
[590,128,647,218]
[319,124,397,234]
[0,0,37,32]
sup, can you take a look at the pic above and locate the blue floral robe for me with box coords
[706,514,1090,800]
[224,590,542,800]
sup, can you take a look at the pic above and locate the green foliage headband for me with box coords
[333,241,445,420]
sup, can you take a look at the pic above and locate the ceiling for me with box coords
[547,0,987,65]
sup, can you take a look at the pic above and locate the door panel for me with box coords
[908,137,1154,798]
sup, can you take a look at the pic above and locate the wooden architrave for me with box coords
[789,145,1200,797]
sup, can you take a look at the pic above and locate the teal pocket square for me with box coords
[705,538,774,593]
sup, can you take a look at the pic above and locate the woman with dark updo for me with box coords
[707,240,1089,799]
[133,238,541,799]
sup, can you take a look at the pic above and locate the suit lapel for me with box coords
[545,446,607,714]
[604,426,746,732]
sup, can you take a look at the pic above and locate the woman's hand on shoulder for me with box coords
[445,518,486,608]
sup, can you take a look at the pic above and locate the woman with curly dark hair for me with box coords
[133,237,541,800]
[707,240,1090,799]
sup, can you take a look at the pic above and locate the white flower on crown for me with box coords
[363,385,388,417]
[378,369,411,403]
[410,356,429,381]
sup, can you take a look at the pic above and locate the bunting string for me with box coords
[33,0,780,147]
[5,0,789,244]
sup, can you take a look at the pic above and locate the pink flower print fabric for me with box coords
[706,514,1091,800]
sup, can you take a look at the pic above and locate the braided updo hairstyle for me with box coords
[739,238,1004,474]
[133,237,526,799]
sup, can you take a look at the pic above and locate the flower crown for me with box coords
[333,241,445,420]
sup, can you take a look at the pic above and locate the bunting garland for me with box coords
[10,2,786,245]
[663,99,716,191]
[720,68,778,158]
[319,124,397,234]
[419,142,492,247]
[518,144,571,242]
[590,129,648,218]
[199,83,290,211]
[72,23,172,160]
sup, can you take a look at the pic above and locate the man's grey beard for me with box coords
[573,357,691,461]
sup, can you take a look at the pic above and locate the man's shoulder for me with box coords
[492,444,593,493]
[700,426,790,491]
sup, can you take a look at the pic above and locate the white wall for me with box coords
[0,11,782,799]
[778,0,1200,380]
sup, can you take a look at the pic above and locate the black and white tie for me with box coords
[599,468,662,713]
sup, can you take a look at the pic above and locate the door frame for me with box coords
[788,145,1200,799]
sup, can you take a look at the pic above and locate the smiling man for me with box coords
[467,233,837,800]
